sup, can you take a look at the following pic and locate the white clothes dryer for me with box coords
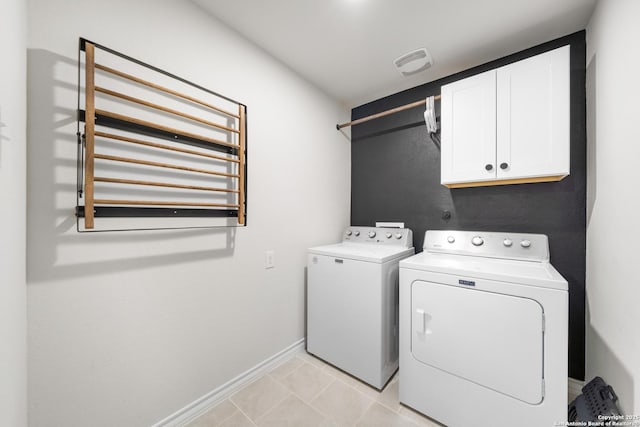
[399,230,568,427]
[307,226,414,389]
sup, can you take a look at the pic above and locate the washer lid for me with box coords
[400,252,567,290]
[309,242,415,263]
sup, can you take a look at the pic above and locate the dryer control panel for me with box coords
[424,230,549,262]
[344,226,413,248]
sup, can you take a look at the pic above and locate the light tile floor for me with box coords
[187,352,443,427]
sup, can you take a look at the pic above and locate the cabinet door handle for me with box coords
[485,164,493,171]
[500,162,509,170]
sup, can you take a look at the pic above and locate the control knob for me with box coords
[386,232,392,239]
[447,236,455,244]
[503,239,513,247]
[354,231,360,236]
[520,239,531,248]
[368,231,376,238]
[346,230,352,236]
[471,236,484,246]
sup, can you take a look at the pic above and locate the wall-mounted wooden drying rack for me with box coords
[77,38,247,231]
[336,95,441,130]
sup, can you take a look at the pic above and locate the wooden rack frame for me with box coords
[77,38,247,230]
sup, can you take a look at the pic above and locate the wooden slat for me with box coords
[95,86,240,134]
[94,63,240,119]
[95,109,240,150]
[336,96,441,130]
[84,43,96,229]
[444,175,567,189]
[238,105,246,225]
[94,153,240,178]
[94,131,239,164]
[94,176,239,193]
[94,199,239,208]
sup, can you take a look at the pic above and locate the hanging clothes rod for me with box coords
[336,95,441,130]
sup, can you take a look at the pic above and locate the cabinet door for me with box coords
[441,69,497,185]
[496,45,570,180]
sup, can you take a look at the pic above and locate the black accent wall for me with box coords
[351,31,586,380]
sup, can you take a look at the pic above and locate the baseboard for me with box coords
[568,377,585,402]
[152,338,305,427]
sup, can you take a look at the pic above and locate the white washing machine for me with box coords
[399,230,568,427]
[307,226,414,389]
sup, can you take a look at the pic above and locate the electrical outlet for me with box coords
[265,250,275,269]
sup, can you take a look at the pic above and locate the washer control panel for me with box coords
[344,226,413,247]
[425,230,549,262]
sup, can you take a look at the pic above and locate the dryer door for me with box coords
[411,280,544,404]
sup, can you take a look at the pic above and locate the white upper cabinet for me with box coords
[441,45,570,188]
[441,69,496,184]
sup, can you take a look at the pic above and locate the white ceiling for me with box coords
[192,0,597,108]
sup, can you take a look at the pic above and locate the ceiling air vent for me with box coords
[393,48,433,77]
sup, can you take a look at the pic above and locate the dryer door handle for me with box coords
[414,309,432,335]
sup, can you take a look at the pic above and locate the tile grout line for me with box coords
[319,363,376,395]
[268,360,339,425]
[230,350,434,427]
[243,351,304,424]
[272,361,334,402]
[308,365,381,426]
[169,341,306,427]
[352,398,377,426]
[250,390,294,426]
[227,370,292,427]
[268,354,305,380]
[218,400,241,426]
[225,399,258,427]
[307,369,338,403]
[302,354,431,425]
[305,377,342,422]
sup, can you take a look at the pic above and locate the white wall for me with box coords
[26,0,350,425]
[0,0,28,426]
[586,0,640,415]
